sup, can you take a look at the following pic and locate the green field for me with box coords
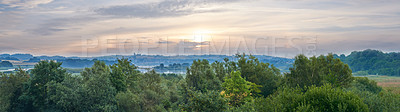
[365,75,400,94]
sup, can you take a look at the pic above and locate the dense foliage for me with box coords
[186,59,222,92]
[258,84,368,112]
[0,53,399,112]
[285,54,353,88]
[337,49,400,76]
[222,71,261,106]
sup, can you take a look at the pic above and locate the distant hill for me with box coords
[0,61,13,67]
[0,54,11,57]
[0,53,33,61]
[0,57,19,61]
[10,54,33,60]
[335,49,400,76]
[24,57,41,63]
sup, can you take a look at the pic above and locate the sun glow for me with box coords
[192,30,213,42]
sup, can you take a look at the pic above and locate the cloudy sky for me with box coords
[1,0,400,57]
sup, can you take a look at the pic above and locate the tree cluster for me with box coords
[337,49,400,76]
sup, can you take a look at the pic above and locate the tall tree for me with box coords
[110,58,139,92]
[45,74,84,112]
[46,61,120,111]
[81,61,118,111]
[21,61,67,111]
[285,54,317,88]
[140,70,162,92]
[81,61,110,81]
[285,54,353,88]
[182,90,228,112]
[0,68,29,111]
[186,59,222,92]
[211,61,227,82]
[222,71,261,107]
[236,53,282,96]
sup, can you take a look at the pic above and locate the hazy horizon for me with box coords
[0,49,397,59]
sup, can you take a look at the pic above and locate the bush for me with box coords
[258,84,368,112]
[349,77,382,94]
[352,89,400,112]
[181,90,228,112]
[285,54,354,88]
[303,85,368,112]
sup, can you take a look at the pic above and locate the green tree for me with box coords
[259,84,368,112]
[110,58,140,92]
[339,49,400,76]
[211,61,227,82]
[349,77,382,94]
[116,90,142,112]
[353,90,400,112]
[0,68,29,111]
[139,70,162,92]
[348,77,398,112]
[259,86,304,112]
[182,90,228,112]
[20,60,67,111]
[45,74,84,112]
[222,71,261,107]
[139,70,167,111]
[236,53,282,96]
[81,61,110,81]
[81,61,118,111]
[186,59,222,92]
[302,84,368,112]
[44,61,118,111]
[285,54,353,88]
[160,73,183,111]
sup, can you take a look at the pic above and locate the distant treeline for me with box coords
[58,59,116,68]
[335,49,400,76]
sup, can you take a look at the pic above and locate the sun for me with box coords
[192,30,212,42]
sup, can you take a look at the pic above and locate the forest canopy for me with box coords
[336,49,400,76]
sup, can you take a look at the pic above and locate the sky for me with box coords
[1,0,400,58]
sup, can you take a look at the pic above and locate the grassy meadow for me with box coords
[364,75,400,94]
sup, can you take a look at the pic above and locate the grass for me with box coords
[364,75,400,94]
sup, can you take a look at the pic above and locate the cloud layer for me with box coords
[1,0,400,57]
[1,0,53,9]
[94,0,237,18]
